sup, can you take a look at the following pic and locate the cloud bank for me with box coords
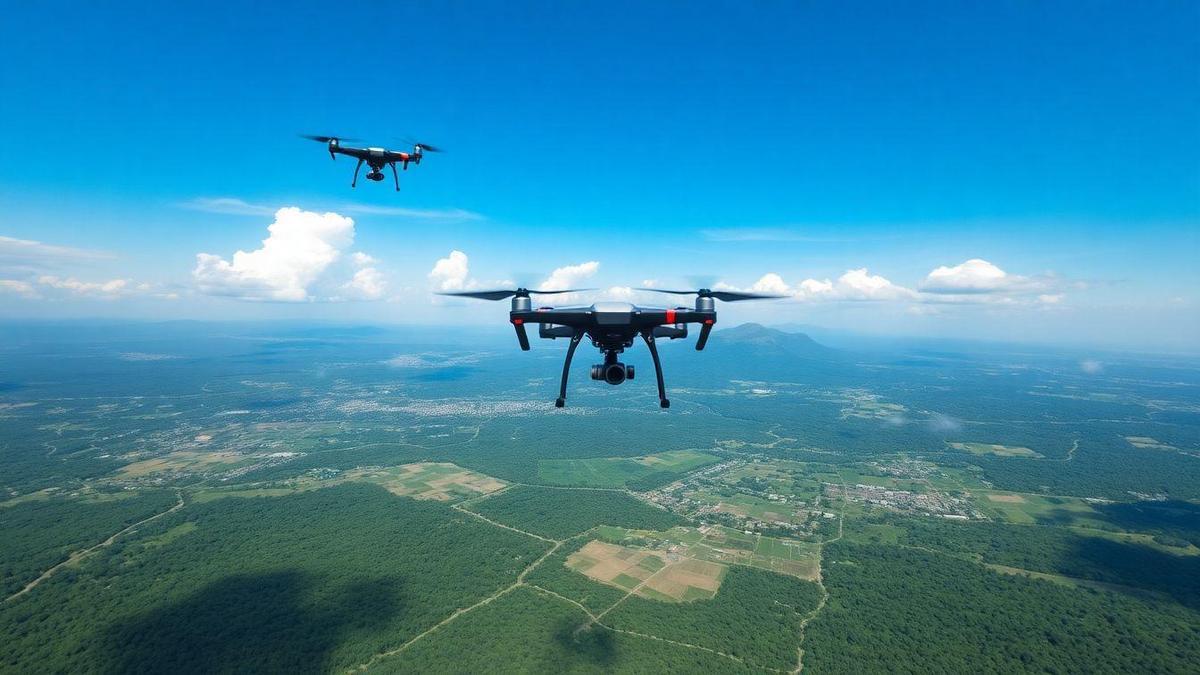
[193,207,384,301]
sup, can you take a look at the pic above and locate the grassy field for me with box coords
[344,462,506,501]
[949,442,1043,458]
[537,449,721,488]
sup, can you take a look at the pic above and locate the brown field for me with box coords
[987,493,1027,503]
[566,540,726,601]
[119,451,243,477]
[347,462,506,501]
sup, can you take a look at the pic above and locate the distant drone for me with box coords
[439,287,782,408]
[301,135,441,191]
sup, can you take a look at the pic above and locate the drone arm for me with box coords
[390,162,400,191]
[512,319,530,350]
[555,329,585,408]
[351,158,363,188]
[640,330,670,408]
[695,319,715,351]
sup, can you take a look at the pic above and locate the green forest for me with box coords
[0,490,178,598]
[467,486,686,539]
[381,586,754,673]
[803,542,1200,674]
[0,484,548,673]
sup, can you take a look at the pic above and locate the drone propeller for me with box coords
[438,288,595,301]
[400,137,443,153]
[635,288,785,302]
[300,134,360,143]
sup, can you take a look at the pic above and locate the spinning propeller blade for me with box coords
[300,134,360,143]
[438,288,595,301]
[635,288,784,302]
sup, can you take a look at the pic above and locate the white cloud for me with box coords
[750,273,790,295]
[0,235,113,275]
[179,197,276,217]
[920,258,1055,297]
[182,197,482,222]
[38,275,130,297]
[539,261,599,291]
[343,267,386,299]
[193,207,381,302]
[1080,359,1103,374]
[734,268,915,302]
[429,250,473,292]
[834,268,915,301]
[0,279,39,298]
[1038,294,1064,305]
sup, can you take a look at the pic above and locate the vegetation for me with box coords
[804,542,1200,673]
[604,565,822,671]
[0,484,547,673]
[0,489,178,597]
[468,485,685,539]
[524,536,629,614]
[381,586,754,673]
[537,450,721,489]
[882,515,1200,610]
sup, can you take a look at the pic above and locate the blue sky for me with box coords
[0,1,1196,350]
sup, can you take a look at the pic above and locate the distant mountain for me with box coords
[714,323,836,358]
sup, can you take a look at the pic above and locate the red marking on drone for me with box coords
[704,318,715,325]
[512,318,524,325]
[665,309,676,323]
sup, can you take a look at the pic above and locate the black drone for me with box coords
[439,287,782,408]
[301,135,441,191]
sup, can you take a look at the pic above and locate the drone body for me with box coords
[301,135,441,191]
[442,288,781,408]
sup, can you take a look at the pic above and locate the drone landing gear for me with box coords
[351,158,363,188]
[555,329,585,408]
[389,162,400,191]
[640,330,670,408]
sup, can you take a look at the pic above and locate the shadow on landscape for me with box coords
[554,618,617,667]
[101,571,402,674]
[1065,535,1200,611]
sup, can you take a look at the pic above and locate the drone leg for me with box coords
[640,330,670,409]
[351,158,363,188]
[390,162,400,191]
[556,330,584,408]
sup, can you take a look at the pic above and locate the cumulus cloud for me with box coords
[193,207,383,302]
[730,268,915,302]
[429,250,473,291]
[920,258,1056,297]
[539,261,600,291]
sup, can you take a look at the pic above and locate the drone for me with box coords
[439,287,782,408]
[301,135,441,191]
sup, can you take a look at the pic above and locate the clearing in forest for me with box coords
[566,540,725,601]
[536,449,721,488]
[118,451,245,477]
[347,462,507,501]
[949,442,1042,458]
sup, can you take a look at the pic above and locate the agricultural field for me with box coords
[536,449,721,488]
[1,323,1199,672]
[565,540,725,601]
[344,462,507,501]
[948,442,1043,458]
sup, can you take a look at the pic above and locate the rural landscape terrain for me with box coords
[1,321,1198,673]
